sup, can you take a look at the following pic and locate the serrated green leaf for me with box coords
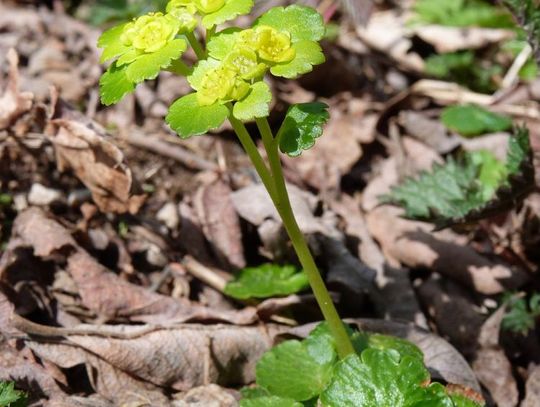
[166,93,229,138]
[232,81,272,121]
[320,349,452,407]
[240,388,302,407]
[255,5,326,42]
[100,62,135,105]
[125,38,187,83]
[441,104,513,137]
[224,264,309,299]
[278,102,329,157]
[256,340,334,401]
[207,28,242,60]
[270,40,325,79]
[202,0,254,28]
[381,128,535,228]
[352,332,425,362]
[0,381,26,407]
[98,23,130,63]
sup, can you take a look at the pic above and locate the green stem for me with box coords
[206,26,216,42]
[186,31,207,60]
[255,118,355,359]
[228,115,278,201]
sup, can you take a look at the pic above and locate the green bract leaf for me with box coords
[256,340,334,401]
[255,5,325,42]
[207,28,241,60]
[166,93,229,138]
[100,62,135,105]
[441,104,513,137]
[278,102,329,157]
[232,81,272,121]
[125,38,187,83]
[270,40,324,79]
[98,23,129,63]
[0,381,26,407]
[381,128,535,229]
[202,0,254,28]
[224,264,309,299]
[320,349,452,407]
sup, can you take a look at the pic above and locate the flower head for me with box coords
[224,47,267,80]
[253,26,295,64]
[121,13,179,53]
[195,0,226,14]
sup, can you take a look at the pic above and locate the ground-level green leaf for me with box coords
[270,40,325,79]
[441,104,512,137]
[166,93,229,138]
[256,340,334,401]
[278,102,329,157]
[99,62,135,106]
[0,381,26,407]
[320,349,451,407]
[232,82,272,121]
[224,264,309,299]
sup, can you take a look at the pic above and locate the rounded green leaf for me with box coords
[255,5,326,42]
[232,82,272,121]
[125,38,187,83]
[449,392,485,407]
[256,340,334,401]
[441,104,512,137]
[320,349,452,407]
[166,93,229,138]
[207,28,242,60]
[270,40,324,79]
[224,264,309,300]
[351,332,425,362]
[202,0,254,28]
[99,62,135,106]
[278,102,329,157]
[98,23,129,63]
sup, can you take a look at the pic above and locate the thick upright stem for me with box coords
[186,31,206,60]
[255,118,355,359]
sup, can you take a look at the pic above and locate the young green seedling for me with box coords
[97,2,485,405]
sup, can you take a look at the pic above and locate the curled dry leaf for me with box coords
[523,365,540,407]
[194,179,246,270]
[4,208,257,325]
[0,49,33,130]
[366,206,528,294]
[46,116,145,214]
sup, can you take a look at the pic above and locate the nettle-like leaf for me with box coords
[202,0,254,28]
[278,102,329,157]
[224,264,309,300]
[233,81,272,121]
[240,388,302,407]
[254,5,326,42]
[166,93,229,138]
[0,381,26,407]
[381,128,535,229]
[449,393,485,407]
[320,349,450,407]
[441,104,513,137]
[99,62,136,106]
[352,332,425,362]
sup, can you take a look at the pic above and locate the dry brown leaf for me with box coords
[47,117,145,214]
[4,208,257,325]
[366,205,527,294]
[174,384,239,406]
[194,180,246,270]
[523,365,540,407]
[0,49,33,130]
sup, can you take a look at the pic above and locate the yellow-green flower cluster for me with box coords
[120,13,179,56]
[194,25,298,106]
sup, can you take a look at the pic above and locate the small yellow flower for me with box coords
[121,13,179,53]
[195,0,226,14]
[197,66,237,105]
[254,26,295,64]
[166,7,198,33]
[224,48,267,80]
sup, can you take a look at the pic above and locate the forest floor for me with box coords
[1,0,540,406]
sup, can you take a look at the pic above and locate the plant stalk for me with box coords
[186,31,207,60]
[255,118,355,359]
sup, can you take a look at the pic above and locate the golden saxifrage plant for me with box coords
[98,2,485,405]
